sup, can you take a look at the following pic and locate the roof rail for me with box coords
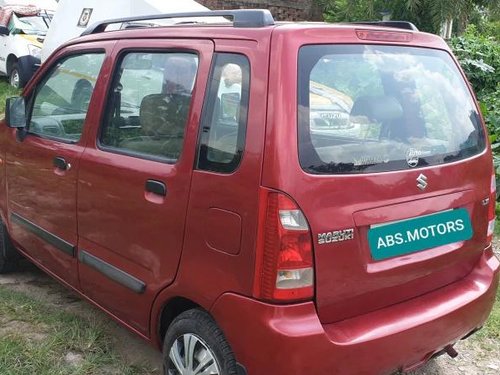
[350,21,418,31]
[81,9,275,36]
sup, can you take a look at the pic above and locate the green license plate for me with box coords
[368,208,473,261]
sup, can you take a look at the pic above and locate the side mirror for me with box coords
[5,97,27,128]
[0,26,9,36]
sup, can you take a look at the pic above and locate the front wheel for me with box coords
[9,63,25,88]
[163,309,239,375]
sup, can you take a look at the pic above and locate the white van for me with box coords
[41,0,211,62]
[0,7,53,87]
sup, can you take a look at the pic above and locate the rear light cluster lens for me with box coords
[253,191,314,302]
[487,171,496,244]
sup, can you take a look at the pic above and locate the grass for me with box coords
[0,287,152,375]
[0,78,20,114]
[483,220,500,341]
[479,288,500,341]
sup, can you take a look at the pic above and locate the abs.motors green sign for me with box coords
[368,208,473,261]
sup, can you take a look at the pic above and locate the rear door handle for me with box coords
[53,156,70,171]
[145,179,167,196]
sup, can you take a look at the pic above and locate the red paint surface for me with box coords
[0,22,496,375]
[76,39,214,335]
[263,25,494,324]
[211,249,499,375]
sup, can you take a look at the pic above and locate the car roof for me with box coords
[65,22,447,52]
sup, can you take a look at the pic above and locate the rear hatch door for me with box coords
[267,36,491,323]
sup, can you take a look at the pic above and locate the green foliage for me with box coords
[318,0,378,22]
[479,20,500,40]
[450,25,500,94]
[475,253,500,339]
[317,0,500,34]
[449,25,500,171]
[0,79,21,114]
[318,0,460,33]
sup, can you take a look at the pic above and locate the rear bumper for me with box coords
[211,248,499,375]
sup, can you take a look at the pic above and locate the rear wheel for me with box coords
[162,309,238,375]
[0,222,20,274]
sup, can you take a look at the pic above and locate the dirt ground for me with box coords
[0,261,164,374]
[0,247,499,375]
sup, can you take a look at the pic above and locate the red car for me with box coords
[0,10,498,375]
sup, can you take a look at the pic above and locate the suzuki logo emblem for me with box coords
[416,173,428,190]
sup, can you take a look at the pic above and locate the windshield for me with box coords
[10,14,50,35]
[298,45,485,174]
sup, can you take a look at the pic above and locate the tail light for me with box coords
[355,30,413,42]
[253,190,314,302]
[487,169,496,244]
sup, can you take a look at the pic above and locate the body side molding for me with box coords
[78,249,146,294]
[11,212,75,257]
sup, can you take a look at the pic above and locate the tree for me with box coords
[317,0,500,35]
[406,0,497,34]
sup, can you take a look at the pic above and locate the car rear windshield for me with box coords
[298,45,485,174]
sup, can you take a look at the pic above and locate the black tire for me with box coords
[163,309,238,375]
[9,63,25,88]
[0,222,20,274]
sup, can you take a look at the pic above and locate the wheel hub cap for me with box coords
[167,333,220,375]
[10,70,19,87]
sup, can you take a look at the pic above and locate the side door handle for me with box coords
[145,179,167,197]
[53,156,70,171]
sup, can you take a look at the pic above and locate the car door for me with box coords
[5,43,111,288]
[77,39,213,335]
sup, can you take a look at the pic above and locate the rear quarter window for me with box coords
[298,45,485,174]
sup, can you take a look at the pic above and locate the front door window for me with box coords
[29,53,105,142]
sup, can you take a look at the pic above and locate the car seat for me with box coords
[350,95,404,140]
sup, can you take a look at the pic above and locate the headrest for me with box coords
[350,95,403,123]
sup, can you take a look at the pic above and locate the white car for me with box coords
[0,9,52,87]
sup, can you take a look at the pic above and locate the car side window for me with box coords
[29,53,105,142]
[196,53,250,173]
[100,52,199,163]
